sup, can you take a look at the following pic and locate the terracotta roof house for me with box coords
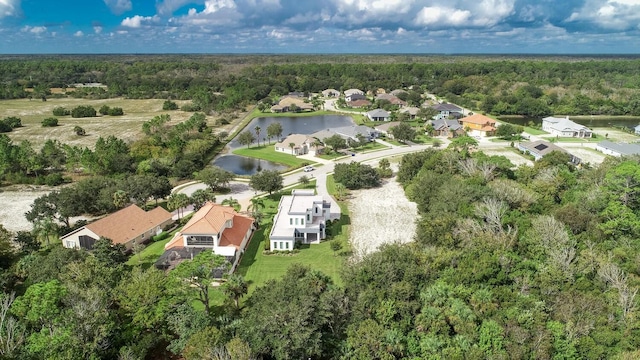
[366,109,391,121]
[431,119,464,138]
[270,96,314,113]
[158,203,255,272]
[344,88,365,97]
[459,114,497,137]
[269,189,337,251]
[60,204,173,250]
[542,116,593,138]
[274,134,322,156]
[519,140,581,164]
[347,99,372,108]
[322,89,340,97]
[596,140,640,157]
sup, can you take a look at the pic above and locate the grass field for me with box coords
[232,145,311,168]
[247,108,338,119]
[126,237,172,268]
[0,98,222,149]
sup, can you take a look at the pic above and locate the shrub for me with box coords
[152,231,170,242]
[41,117,59,127]
[52,107,70,116]
[0,121,12,133]
[43,173,65,186]
[3,116,21,128]
[71,105,97,118]
[73,126,86,136]
[181,103,200,112]
[163,100,179,110]
[334,161,381,189]
[99,105,110,115]
[108,107,124,116]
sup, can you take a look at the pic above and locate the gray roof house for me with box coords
[344,88,365,97]
[595,140,640,157]
[542,116,593,138]
[310,125,378,144]
[518,140,581,164]
[269,189,338,251]
[431,103,463,120]
[431,119,464,137]
[345,93,367,102]
[322,88,340,97]
[366,109,391,121]
[374,121,401,137]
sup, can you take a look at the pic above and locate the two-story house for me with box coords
[269,189,332,251]
[157,203,254,272]
[459,113,497,137]
[431,103,463,120]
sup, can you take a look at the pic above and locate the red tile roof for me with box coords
[460,113,496,126]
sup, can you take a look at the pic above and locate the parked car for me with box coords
[304,166,315,172]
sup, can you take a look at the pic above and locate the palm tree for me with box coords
[222,274,248,309]
[168,193,190,219]
[255,126,261,147]
[221,197,241,211]
[289,142,296,155]
[248,197,265,226]
[112,190,129,209]
[34,217,57,246]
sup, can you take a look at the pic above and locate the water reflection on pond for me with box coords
[215,115,356,175]
[212,154,288,176]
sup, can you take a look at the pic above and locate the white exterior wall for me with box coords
[60,228,100,249]
[271,239,295,251]
[595,145,622,157]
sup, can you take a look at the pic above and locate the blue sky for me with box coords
[1,0,640,54]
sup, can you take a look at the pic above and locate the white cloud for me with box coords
[156,0,194,16]
[104,0,132,15]
[74,31,84,37]
[93,26,103,34]
[21,25,46,34]
[566,0,640,30]
[0,0,20,18]
[121,15,159,28]
[415,6,471,26]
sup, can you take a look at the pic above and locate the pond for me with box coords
[214,115,356,175]
[498,116,640,129]
[212,154,288,176]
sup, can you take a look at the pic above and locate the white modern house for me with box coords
[542,116,593,138]
[344,88,364,97]
[269,189,335,251]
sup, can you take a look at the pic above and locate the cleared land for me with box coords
[0,98,231,149]
[348,170,418,261]
[0,187,51,232]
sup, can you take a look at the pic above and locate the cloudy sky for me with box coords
[0,0,639,54]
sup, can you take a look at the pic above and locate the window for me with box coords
[273,241,277,249]
[307,214,311,221]
[280,242,284,249]
[66,240,75,248]
[286,242,289,249]
[301,219,304,225]
[290,218,293,225]
[295,218,298,225]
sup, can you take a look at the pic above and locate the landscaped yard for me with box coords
[126,235,173,268]
[232,144,312,168]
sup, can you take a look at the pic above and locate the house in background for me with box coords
[333,125,379,142]
[431,103,463,120]
[374,121,401,139]
[459,114,497,137]
[344,88,364,97]
[376,93,407,107]
[270,96,314,113]
[431,119,464,137]
[399,106,420,119]
[595,140,640,157]
[542,116,593,138]
[322,89,340,97]
[61,204,173,250]
[158,203,254,272]
[347,99,371,108]
[269,189,337,251]
[518,140,581,164]
[274,134,322,156]
[345,93,367,102]
[366,108,391,121]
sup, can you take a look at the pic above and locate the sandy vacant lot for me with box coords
[0,188,51,233]
[348,174,418,261]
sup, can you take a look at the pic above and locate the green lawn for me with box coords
[233,145,311,168]
[523,126,548,135]
[354,141,388,152]
[543,134,605,143]
[248,108,339,119]
[126,236,172,268]
[379,137,405,146]
[412,134,435,144]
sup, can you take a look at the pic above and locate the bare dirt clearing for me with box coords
[0,98,199,148]
[348,174,418,260]
[0,187,51,232]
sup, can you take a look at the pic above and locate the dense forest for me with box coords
[2,55,640,116]
[3,145,640,358]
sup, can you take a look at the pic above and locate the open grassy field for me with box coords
[0,98,201,149]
